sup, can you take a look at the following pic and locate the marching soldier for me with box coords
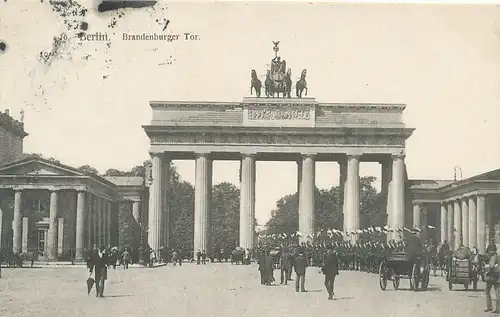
[322,247,339,300]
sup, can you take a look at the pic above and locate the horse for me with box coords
[250,69,262,97]
[296,69,308,98]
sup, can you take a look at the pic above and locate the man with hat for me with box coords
[484,243,500,313]
[322,246,339,300]
[294,248,307,292]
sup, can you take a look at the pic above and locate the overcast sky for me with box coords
[1,1,500,225]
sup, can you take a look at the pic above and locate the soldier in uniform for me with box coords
[294,249,307,292]
[279,248,292,285]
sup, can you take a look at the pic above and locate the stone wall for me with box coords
[0,110,25,165]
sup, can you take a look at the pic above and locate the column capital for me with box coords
[241,152,257,158]
[13,187,23,193]
[391,153,406,160]
[301,153,317,159]
[149,152,165,158]
[346,154,361,160]
[195,152,211,159]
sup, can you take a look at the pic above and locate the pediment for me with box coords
[0,159,84,177]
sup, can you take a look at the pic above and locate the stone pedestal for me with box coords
[239,154,255,250]
[75,191,86,261]
[461,199,469,247]
[148,153,165,256]
[299,154,315,243]
[453,200,462,249]
[48,190,59,260]
[12,190,22,254]
[440,203,447,243]
[477,195,486,253]
[344,155,360,243]
[194,153,212,255]
[468,196,477,248]
[447,201,454,246]
[22,217,28,253]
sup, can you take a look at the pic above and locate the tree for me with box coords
[169,180,195,251]
[210,182,240,251]
[104,168,127,176]
[265,176,384,238]
[77,164,99,175]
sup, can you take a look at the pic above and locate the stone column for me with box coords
[47,190,59,261]
[391,154,405,241]
[477,195,486,253]
[299,154,315,243]
[344,154,360,243]
[22,217,28,253]
[453,199,462,249]
[461,199,469,247]
[440,202,447,243]
[381,161,392,241]
[0,207,3,251]
[413,203,421,229]
[97,197,103,246]
[87,194,92,249]
[75,190,86,261]
[239,153,256,249]
[12,190,22,254]
[447,201,454,246]
[106,200,112,247]
[132,200,141,225]
[194,153,212,255]
[57,218,64,256]
[339,159,347,235]
[468,196,477,248]
[93,196,98,247]
[148,153,164,256]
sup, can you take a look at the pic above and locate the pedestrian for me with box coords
[484,243,500,313]
[258,251,266,285]
[280,248,291,285]
[122,248,130,269]
[294,249,307,292]
[88,245,111,298]
[196,250,201,265]
[322,247,339,300]
[201,250,207,264]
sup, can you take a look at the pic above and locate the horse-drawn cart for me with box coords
[379,253,430,291]
[448,256,478,290]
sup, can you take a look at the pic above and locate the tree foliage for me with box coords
[77,164,99,175]
[209,182,240,251]
[265,176,384,240]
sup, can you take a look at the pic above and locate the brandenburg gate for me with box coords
[142,43,414,256]
[143,97,415,255]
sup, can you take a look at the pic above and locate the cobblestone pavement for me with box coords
[0,264,487,317]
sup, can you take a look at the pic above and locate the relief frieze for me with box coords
[247,107,311,120]
[150,134,405,146]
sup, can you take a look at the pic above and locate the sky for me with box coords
[1,1,500,226]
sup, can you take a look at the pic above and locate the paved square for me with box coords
[0,264,486,317]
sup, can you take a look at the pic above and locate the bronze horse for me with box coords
[250,69,262,97]
[265,69,292,98]
[296,69,307,98]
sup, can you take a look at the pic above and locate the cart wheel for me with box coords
[393,277,400,290]
[411,264,419,291]
[379,262,387,291]
[464,283,469,290]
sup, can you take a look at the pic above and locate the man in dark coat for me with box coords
[294,249,307,292]
[322,248,339,299]
[89,245,111,298]
[258,251,266,285]
[280,249,292,285]
[264,251,275,285]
